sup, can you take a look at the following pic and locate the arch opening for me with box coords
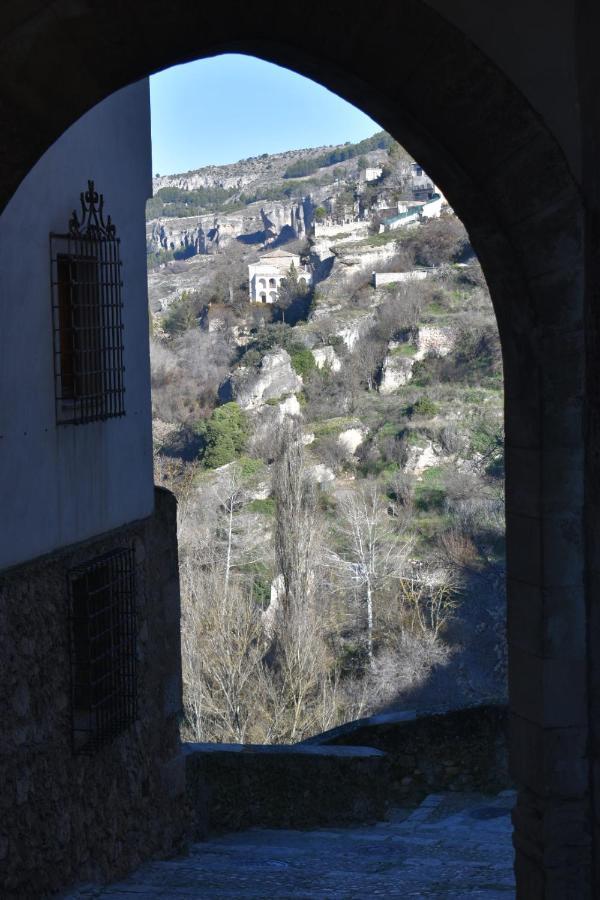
[0,9,588,896]
[147,54,507,751]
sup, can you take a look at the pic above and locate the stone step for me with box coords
[183,741,390,837]
[62,791,515,898]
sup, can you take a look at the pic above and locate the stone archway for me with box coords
[0,2,590,895]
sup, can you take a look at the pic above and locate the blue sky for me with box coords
[150,54,381,176]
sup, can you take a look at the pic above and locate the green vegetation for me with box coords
[310,416,358,437]
[147,184,242,219]
[163,290,204,335]
[391,343,417,357]
[196,402,249,468]
[283,131,393,178]
[147,247,176,269]
[236,455,265,479]
[410,396,439,417]
[290,348,316,378]
[414,466,446,512]
[246,498,276,516]
[240,175,335,205]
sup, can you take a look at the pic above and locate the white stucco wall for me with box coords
[373,271,428,287]
[313,221,369,239]
[248,254,311,301]
[0,79,154,571]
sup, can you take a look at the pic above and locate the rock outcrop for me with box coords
[261,199,313,244]
[338,427,366,456]
[312,345,342,372]
[220,349,302,410]
[148,215,244,255]
[415,326,456,360]
[404,441,439,476]
[379,344,417,393]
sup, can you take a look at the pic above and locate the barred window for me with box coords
[51,180,125,425]
[68,548,137,754]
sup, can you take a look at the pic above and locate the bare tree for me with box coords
[348,335,386,392]
[212,465,248,600]
[326,481,412,663]
[272,416,317,613]
[264,601,338,743]
[180,557,269,743]
[398,566,459,640]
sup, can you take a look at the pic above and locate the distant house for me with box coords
[411,162,438,200]
[380,194,444,232]
[359,166,383,183]
[248,249,312,303]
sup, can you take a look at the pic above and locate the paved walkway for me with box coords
[66,792,516,898]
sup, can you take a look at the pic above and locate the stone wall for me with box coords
[184,742,390,837]
[0,3,594,893]
[304,705,510,806]
[373,270,428,287]
[313,220,369,239]
[0,488,187,898]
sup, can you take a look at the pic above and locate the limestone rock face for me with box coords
[337,427,366,455]
[312,345,342,372]
[153,170,255,192]
[308,463,336,485]
[380,344,416,393]
[336,319,373,350]
[415,326,456,360]
[261,199,312,243]
[404,441,439,475]
[221,349,302,410]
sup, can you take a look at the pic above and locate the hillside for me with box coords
[150,130,393,210]
[147,133,506,745]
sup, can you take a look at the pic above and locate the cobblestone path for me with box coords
[66,791,515,898]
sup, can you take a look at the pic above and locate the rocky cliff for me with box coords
[147,198,314,255]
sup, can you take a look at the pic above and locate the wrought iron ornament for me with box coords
[50,179,125,425]
[68,179,117,240]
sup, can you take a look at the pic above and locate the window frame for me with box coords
[50,180,125,425]
[67,547,137,755]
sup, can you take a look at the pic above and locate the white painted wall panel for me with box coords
[0,80,154,570]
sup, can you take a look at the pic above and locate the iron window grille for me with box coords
[68,547,137,755]
[50,180,125,425]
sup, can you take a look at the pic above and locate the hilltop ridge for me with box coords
[153,130,393,191]
[148,131,395,220]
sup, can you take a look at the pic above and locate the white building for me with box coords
[380,194,444,232]
[360,166,383,183]
[248,248,312,302]
[410,162,436,198]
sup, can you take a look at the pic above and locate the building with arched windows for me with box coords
[248,248,312,302]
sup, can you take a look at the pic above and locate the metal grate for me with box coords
[50,180,125,425]
[68,547,137,755]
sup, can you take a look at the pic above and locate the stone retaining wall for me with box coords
[0,488,187,898]
[304,704,510,806]
[184,742,390,837]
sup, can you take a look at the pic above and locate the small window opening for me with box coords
[68,547,137,754]
[51,180,125,425]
